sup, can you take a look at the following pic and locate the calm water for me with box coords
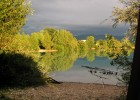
[50,56,123,85]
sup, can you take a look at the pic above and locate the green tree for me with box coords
[126,7,140,100]
[78,40,88,58]
[95,39,108,52]
[37,30,52,50]
[43,28,78,52]
[121,37,134,55]
[41,30,52,50]
[30,32,40,51]
[112,0,140,99]
[0,0,31,34]
[30,31,52,51]
[105,35,122,57]
[86,50,95,62]
[0,0,31,50]
[112,0,140,38]
[86,36,95,49]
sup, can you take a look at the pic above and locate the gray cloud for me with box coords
[23,0,124,33]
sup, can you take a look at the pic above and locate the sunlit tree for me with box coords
[112,0,140,99]
[0,0,31,50]
[112,0,140,39]
[86,36,95,49]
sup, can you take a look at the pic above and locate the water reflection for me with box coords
[81,65,119,87]
[50,51,133,85]
[29,51,78,75]
[27,49,133,85]
[110,54,133,86]
[82,65,118,76]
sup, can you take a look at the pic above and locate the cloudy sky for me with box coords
[23,0,128,36]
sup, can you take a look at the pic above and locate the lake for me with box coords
[49,53,132,85]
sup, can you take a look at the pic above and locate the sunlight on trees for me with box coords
[112,0,140,39]
[0,0,31,50]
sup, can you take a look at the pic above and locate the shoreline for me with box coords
[38,49,57,52]
[0,82,127,100]
[56,81,127,87]
[48,76,126,87]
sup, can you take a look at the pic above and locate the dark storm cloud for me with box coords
[23,0,124,34]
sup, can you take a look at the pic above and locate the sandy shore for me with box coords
[38,49,57,52]
[0,82,126,100]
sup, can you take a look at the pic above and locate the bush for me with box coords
[0,52,45,87]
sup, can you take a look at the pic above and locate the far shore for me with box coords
[38,49,58,52]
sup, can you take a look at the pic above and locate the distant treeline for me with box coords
[0,27,134,56]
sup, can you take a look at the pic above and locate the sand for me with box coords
[0,82,127,100]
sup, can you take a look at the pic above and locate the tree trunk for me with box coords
[126,8,140,100]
